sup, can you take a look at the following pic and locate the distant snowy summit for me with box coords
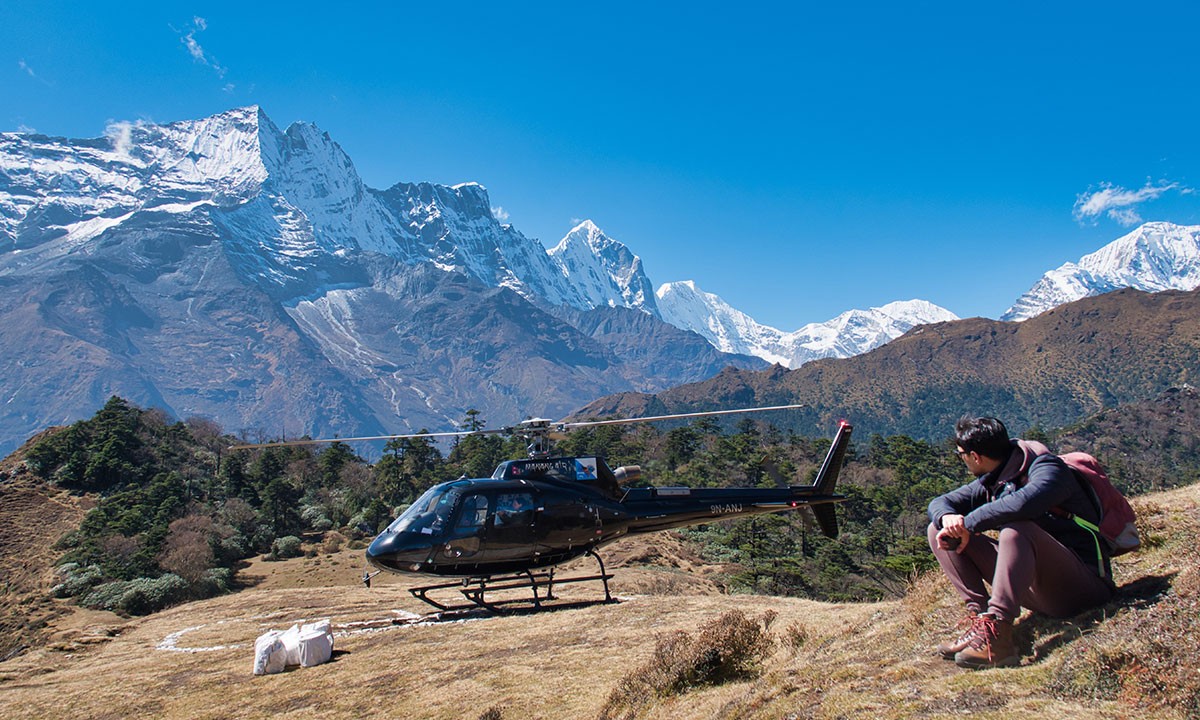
[1002,222,1200,321]
[656,281,958,368]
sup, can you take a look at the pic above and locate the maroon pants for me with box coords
[926,520,1113,622]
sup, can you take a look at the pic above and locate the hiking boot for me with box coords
[954,613,1019,669]
[936,611,980,659]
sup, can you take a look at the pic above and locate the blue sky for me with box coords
[3,1,1198,328]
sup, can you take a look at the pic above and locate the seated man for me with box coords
[494,494,531,526]
[927,416,1115,669]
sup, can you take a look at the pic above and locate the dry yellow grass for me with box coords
[1,481,1197,719]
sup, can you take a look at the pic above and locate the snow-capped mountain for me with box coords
[0,106,756,455]
[1002,222,1200,321]
[0,106,653,312]
[657,281,958,367]
[548,220,658,314]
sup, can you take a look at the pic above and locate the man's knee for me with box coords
[997,521,1040,551]
[927,521,940,550]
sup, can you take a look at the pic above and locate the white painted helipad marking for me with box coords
[156,609,493,652]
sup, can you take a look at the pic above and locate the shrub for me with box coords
[191,567,234,599]
[215,534,251,564]
[80,574,189,615]
[301,505,334,532]
[267,535,303,561]
[117,574,188,615]
[599,610,776,719]
[81,580,133,612]
[321,532,346,554]
[781,621,810,654]
[50,563,104,599]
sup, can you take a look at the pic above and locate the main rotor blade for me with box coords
[227,428,505,451]
[227,403,807,451]
[561,403,806,429]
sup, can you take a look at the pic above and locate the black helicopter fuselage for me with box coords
[365,423,852,578]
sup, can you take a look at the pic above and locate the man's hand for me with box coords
[936,514,971,554]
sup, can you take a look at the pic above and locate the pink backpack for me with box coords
[1057,452,1140,556]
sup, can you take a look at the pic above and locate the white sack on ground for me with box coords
[253,619,334,674]
[252,631,287,676]
[278,624,302,666]
[298,627,333,667]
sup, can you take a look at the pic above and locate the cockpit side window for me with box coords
[456,494,489,529]
[492,493,535,526]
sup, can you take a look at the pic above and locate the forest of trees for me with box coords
[20,395,1197,615]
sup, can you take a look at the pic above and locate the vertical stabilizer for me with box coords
[807,421,853,538]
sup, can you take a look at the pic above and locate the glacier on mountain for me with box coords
[656,280,958,368]
[1002,222,1200,321]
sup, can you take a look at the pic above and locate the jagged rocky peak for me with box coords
[548,220,659,313]
[128,105,280,193]
[449,182,492,215]
[1003,221,1200,321]
[555,220,615,252]
[0,106,280,255]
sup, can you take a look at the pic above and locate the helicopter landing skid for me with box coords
[408,550,616,614]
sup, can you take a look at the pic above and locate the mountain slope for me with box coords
[578,286,1200,440]
[0,107,760,453]
[1003,221,1200,321]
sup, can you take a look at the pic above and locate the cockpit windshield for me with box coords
[385,485,460,535]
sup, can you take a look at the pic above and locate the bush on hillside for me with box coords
[50,563,104,599]
[599,610,776,719]
[267,535,303,561]
[80,573,188,615]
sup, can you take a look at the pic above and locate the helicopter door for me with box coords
[442,493,488,559]
[535,495,602,556]
[483,492,536,561]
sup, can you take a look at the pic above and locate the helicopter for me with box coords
[234,405,851,613]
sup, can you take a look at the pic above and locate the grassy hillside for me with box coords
[577,287,1200,441]
[0,475,1196,719]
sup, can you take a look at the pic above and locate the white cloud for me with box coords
[1073,180,1187,226]
[104,120,141,157]
[175,17,229,82]
[1107,207,1143,227]
[491,206,510,222]
[18,59,52,86]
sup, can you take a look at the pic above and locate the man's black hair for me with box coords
[955,416,1011,460]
